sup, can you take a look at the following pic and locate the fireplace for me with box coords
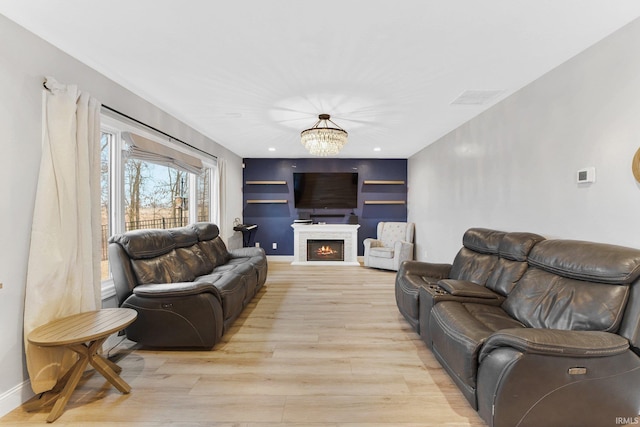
[291,224,360,266]
[307,239,344,262]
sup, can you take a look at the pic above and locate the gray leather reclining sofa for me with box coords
[108,222,267,348]
[396,228,640,427]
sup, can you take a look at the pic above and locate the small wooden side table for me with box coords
[25,308,137,422]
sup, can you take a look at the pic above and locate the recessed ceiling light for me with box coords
[268,147,276,151]
[373,147,381,152]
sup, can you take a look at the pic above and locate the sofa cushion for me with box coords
[190,222,220,241]
[168,226,199,248]
[199,237,231,267]
[447,229,505,285]
[430,301,525,397]
[228,247,268,288]
[229,248,268,270]
[109,229,175,259]
[485,258,528,296]
[498,232,545,262]
[462,228,505,255]
[131,249,195,284]
[212,260,256,289]
[483,232,545,296]
[196,271,247,322]
[450,248,500,285]
[176,244,214,277]
[528,239,640,284]
[370,247,394,258]
[503,268,629,332]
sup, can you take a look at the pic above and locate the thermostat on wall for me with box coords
[577,167,596,184]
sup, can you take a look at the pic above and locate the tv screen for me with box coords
[293,172,358,209]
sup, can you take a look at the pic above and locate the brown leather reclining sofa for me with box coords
[396,228,640,427]
[108,222,267,348]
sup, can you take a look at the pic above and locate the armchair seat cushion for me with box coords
[369,247,394,258]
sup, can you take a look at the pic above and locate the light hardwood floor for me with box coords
[2,262,485,426]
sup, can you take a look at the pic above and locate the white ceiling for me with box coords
[2,1,640,159]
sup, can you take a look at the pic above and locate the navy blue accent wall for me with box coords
[242,158,407,256]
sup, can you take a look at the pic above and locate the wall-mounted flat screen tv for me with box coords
[293,172,358,209]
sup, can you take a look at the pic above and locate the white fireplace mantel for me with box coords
[291,223,360,266]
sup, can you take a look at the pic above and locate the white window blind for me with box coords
[122,131,203,175]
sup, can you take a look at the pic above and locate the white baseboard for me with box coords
[0,380,34,418]
[266,255,294,262]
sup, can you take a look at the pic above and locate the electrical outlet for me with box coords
[272,243,277,249]
[255,242,260,248]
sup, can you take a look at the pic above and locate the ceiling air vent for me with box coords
[450,90,503,105]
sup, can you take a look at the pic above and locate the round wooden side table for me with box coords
[25,308,137,422]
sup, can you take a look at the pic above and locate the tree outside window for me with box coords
[123,159,189,231]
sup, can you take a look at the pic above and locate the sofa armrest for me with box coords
[228,247,265,258]
[363,238,383,249]
[393,240,412,249]
[479,328,629,363]
[363,238,384,267]
[393,240,415,268]
[398,260,452,279]
[437,279,501,299]
[133,281,222,302]
[393,240,414,254]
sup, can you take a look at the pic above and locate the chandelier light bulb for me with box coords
[300,114,348,156]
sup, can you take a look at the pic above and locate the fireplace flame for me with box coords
[316,245,337,256]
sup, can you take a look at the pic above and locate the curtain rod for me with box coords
[42,80,216,161]
[101,104,217,160]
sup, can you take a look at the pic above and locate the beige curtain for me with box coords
[216,158,227,239]
[23,77,102,393]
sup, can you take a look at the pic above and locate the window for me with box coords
[100,131,113,282]
[123,158,190,230]
[196,167,211,222]
[99,116,216,283]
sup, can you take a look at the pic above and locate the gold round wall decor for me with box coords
[633,147,640,183]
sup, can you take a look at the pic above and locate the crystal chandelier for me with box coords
[300,114,348,156]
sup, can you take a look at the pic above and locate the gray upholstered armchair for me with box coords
[363,222,415,271]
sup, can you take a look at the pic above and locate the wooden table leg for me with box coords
[22,367,74,413]
[100,354,123,374]
[46,354,89,423]
[69,339,131,394]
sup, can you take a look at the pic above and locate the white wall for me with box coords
[0,15,243,416]
[408,18,640,263]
